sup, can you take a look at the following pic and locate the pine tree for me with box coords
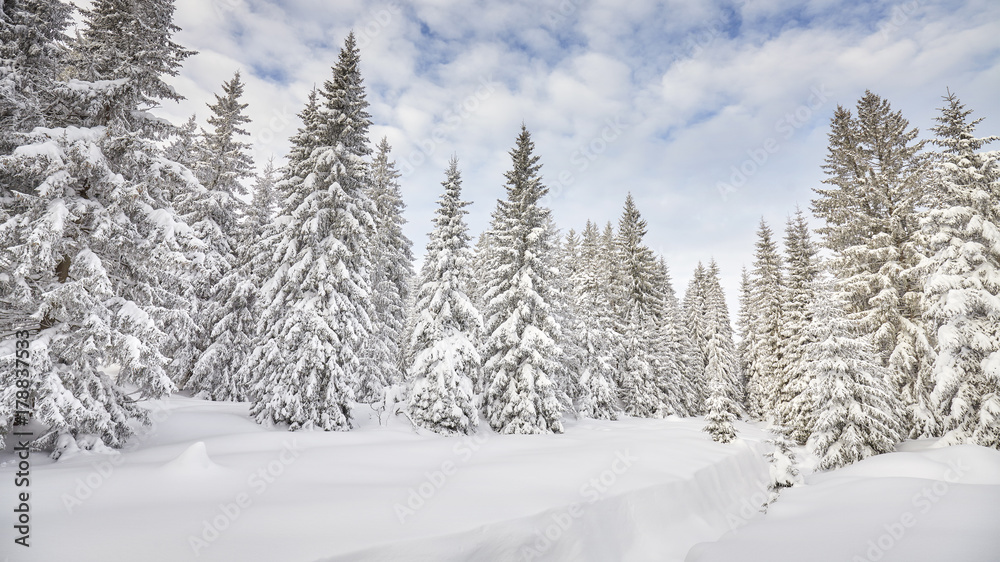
[551,228,585,412]
[682,262,710,413]
[182,71,254,396]
[615,194,666,417]
[366,137,413,395]
[164,114,199,170]
[735,266,754,407]
[249,34,377,431]
[406,157,481,435]
[1,0,199,451]
[0,0,72,156]
[774,209,819,434]
[704,260,741,406]
[571,221,621,420]
[654,257,694,416]
[807,283,904,470]
[923,92,1000,449]
[481,125,563,434]
[186,163,276,403]
[812,91,932,437]
[745,218,784,420]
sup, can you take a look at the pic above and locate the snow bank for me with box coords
[0,396,772,562]
[685,443,1000,562]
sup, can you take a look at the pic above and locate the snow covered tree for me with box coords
[246,157,277,236]
[248,33,377,431]
[923,92,1000,449]
[744,218,784,420]
[406,157,481,435]
[181,71,255,396]
[366,137,413,393]
[615,194,666,417]
[570,221,621,420]
[735,266,754,402]
[654,257,695,416]
[774,209,819,432]
[703,366,739,443]
[682,263,710,412]
[812,92,932,437]
[1,0,200,451]
[164,114,199,170]
[0,0,72,157]
[807,283,904,470]
[193,70,253,196]
[480,125,564,434]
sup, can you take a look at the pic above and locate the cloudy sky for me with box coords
[148,0,999,309]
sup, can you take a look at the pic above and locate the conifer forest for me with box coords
[1,1,999,561]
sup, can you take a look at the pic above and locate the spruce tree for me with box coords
[571,221,621,420]
[774,209,819,434]
[481,125,563,434]
[745,218,784,420]
[182,71,254,396]
[406,157,481,435]
[249,34,377,431]
[682,262,710,412]
[615,194,666,417]
[807,282,904,470]
[1,0,199,451]
[812,92,932,436]
[655,257,695,416]
[735,266,754,408]
[924,92,1000,449]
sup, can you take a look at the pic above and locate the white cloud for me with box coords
[147,0,1000,313]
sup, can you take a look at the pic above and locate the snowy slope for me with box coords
[0,396,772,562]
[686,442,1000,562]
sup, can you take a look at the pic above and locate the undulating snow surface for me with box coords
[686,441,1000,562]
[3,396,998,561]
[0,396,771,562]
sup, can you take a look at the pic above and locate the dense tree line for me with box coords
[2,1,997,468]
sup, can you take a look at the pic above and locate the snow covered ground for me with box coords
[1,396,998,562]
[687,442,1000,562]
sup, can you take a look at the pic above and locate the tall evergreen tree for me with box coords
[571,221,621,420]
[654,256,695,416]
[182,71,254,396]
[745,218,784,420]
[812,91,932,436]
[249,34,377,431]
[0,0,199,451]
[774,209,819,434]
[615,194,666,417]
[682,262,710,412]
[807,282,904,469]
[365,137,413,395]
[406,157,481,435]
[923,92,1000,449]
[735,266,754,406]
[481,125,563,434]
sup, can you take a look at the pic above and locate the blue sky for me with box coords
[152,0,1000,311]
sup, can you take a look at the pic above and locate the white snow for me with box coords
[686,442,1000,562]
[0,396,773,562]
[2,397,998,561]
